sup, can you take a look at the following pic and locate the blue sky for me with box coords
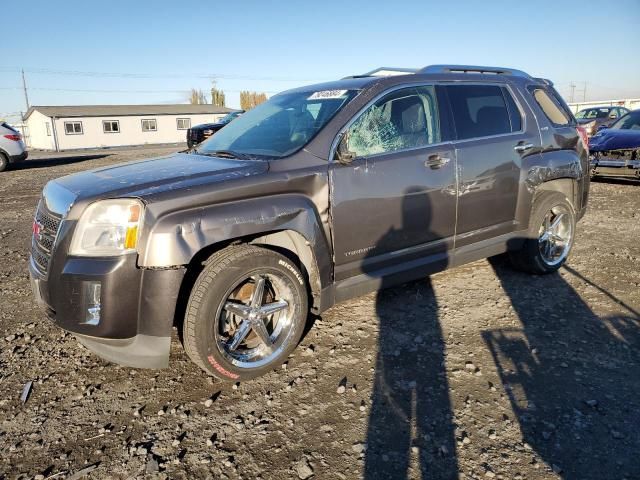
[2,0,639,122]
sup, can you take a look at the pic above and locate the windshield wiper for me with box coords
[198,149,248,159]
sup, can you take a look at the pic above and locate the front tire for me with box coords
[183,245,308,381]
[509,192,576,274]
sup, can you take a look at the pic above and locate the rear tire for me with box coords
[0,153,8,172]
[183,244,308,381]
[509,192,576,274]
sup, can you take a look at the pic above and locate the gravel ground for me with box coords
[0,148,639,480]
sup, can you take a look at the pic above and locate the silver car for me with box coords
[0,122,28,172]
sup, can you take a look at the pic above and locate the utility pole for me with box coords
[21,69,30,110]
[583,81,587,102]
[569,82,576,103]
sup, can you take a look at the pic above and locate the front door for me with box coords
[329,85,457,281]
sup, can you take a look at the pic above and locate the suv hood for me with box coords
[590,129,640,152]
[52,152,269,202]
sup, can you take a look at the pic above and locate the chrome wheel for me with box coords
[214,272,295,369]
[538,205,573,266]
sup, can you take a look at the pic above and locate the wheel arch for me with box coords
[534,178,578,211]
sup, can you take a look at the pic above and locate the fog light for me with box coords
[82,282,101,326]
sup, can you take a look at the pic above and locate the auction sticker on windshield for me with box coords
[308,90,349,100]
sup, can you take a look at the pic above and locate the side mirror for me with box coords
[334,132,356,164]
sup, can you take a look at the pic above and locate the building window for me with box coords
[64,121,83,135]
[141,119,157,132]
[45,122,51,136]
[176,118,191,130]
[103,120,120,133]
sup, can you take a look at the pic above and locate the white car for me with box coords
[0,122,28,172]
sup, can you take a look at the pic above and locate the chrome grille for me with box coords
[31,201,62,276]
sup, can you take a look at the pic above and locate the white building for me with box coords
[23,104,234,151]
[567,98,640,114]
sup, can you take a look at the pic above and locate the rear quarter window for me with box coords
[529,87,573,127]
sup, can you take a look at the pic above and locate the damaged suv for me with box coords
[29,65,589,381]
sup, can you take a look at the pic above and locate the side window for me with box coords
[446,85,513,140]
[64,121,83,135]
[103,120,120,133]
[346,86,440,158]
[502,87,523,132]
[530,88,571,126]
[141,119,157,132]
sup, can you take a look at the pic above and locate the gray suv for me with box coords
[29,65,589,381]
[0,122,28,171]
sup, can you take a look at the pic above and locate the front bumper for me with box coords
[29,253,186,368]
[590,156,640,178]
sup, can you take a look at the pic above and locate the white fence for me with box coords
[567,98,640,114]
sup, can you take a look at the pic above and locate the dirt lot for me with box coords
[0,148,639,480]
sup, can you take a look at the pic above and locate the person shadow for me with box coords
[363,188,458,479]
[484,255,640,479]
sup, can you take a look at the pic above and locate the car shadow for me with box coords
[483,255,640,479]
[590,176,640,187]
[363,188,458,479]
[12,154,111,170]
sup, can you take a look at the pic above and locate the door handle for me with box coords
[514,143,534,153]
[425,154,451,169]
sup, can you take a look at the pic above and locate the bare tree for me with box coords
[240,91,268,110]
[189,88,208,105]
[210,81,226,107]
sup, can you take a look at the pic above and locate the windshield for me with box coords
[1,122,18,133]
[197,89,358,158]
[610,111,640,130]
[575,108,612,120]
[219,111,241,124]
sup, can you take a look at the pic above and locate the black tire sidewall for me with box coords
[522,192,576,274]
[190,250,308,381]
[0,154,8,172]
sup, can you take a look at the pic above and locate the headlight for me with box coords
[70,199,143,256]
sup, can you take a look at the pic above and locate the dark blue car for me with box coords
[590,109,640,180]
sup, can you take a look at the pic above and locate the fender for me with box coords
[516,147,588,227]
[137,193,332,293]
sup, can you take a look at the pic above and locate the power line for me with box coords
[0,86,280,94]
[0,66,326,83]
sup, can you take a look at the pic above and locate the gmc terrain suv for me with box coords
[0,121,28,172]
[29,65,589,381]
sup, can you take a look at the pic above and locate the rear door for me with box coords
[445,83,540,247]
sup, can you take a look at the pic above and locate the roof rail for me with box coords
[342,67,418,79]
[533,77,554,86]
[419,64,532,79]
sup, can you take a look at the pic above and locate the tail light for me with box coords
[576,126,589,151]
[3,134,21,141]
